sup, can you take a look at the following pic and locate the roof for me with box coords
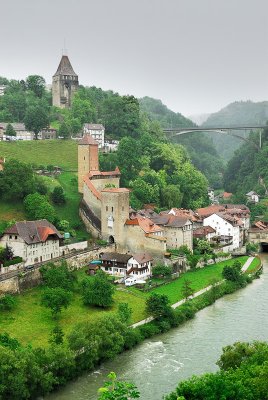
[84,123,105,130]
[131,253,153,264]
[88,167,121,178]
[222,192,233,198]
[100,252,132,263]
[83,176,101,200]
[78,134,98,145]
[3,220,63,244]
[53,55,78,77]
[197,204,249,218]
[150,214,192,228]
[0,123,26,131]
[193,226,216,237]
[246,191,259,196]
[125,216,163,234]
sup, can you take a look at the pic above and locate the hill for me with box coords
[139,96,224,188]
[202,100,268,161]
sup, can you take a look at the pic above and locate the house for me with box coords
[0,123,33,140]
[203,213,242,251]
[208,187,214,203]
[193,226,216,242]
[246,191,259,204]
[100,251,153,279]
[100,252,132,276]
[38,128,57,140]
[83,124,105,148]
[127,253,153,279]
[0,85,7,96]
[0,220,63,266]
[148,213,193,251]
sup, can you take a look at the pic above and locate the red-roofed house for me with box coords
[0,220,63,266]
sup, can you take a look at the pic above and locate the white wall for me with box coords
[203,214,240,250]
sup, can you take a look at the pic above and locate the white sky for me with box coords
[1,0,268,115]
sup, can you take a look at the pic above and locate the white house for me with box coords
[83,124,105,148]
[246,191,259,204]
[0,220,63,266]
[127,253,153,279]
[203,213,241,251]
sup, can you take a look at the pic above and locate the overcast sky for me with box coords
[1,0,268,116]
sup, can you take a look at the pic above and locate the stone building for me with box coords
[52,55,79,108]
[83,124,105,148]
[78,135,167,256]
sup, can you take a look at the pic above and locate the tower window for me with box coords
[84,156,85,160]
[106,206,108,211]
[122,207,124,211]
[112,207,113,212]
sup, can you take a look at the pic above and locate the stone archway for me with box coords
[109,235,115,244]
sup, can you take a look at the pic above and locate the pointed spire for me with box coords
[53,55,78,77]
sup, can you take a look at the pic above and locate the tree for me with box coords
[40,262,76,291]
[0,159,37,200]
[152,264,172,278]
[26,75,46,98]
[49,325,64,345]
[24,193,56,223]
[117,303,132,324]
[196,239,212,255]
[145,293,172,320]
[58,122,70,139]
[24,105,49,139]
[222,261,243,283]
[41,287,71,318]
[5,123,16,136]
[51,186,66,204]
[81,271,115,308]
[187,254,200,270]
[0,295,17,312]
[98,372,140,399]
[182,279,194,300]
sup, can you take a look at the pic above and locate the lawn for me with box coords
[0,270,147,348]
[128,256,249,304]
[0,257,249,347]
[246,257,261,273]
[0,139,77,170]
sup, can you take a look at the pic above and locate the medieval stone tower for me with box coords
[78,135,99,193]
[52,55,79,108]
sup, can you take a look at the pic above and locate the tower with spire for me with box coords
[52,55,79,108]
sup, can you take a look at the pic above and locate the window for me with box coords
[9,235,12,239]
[15,236,17,240]
[111,207,113,212]
[106,206,108,211]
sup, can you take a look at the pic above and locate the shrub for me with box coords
[0,295,17,311]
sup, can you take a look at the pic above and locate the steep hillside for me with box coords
[139,96,224,188]
[223,126,268,197]
[202,100,268,161]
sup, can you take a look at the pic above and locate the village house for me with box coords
[203,213,242,251]
[83,124,105,148]
[99,251,153,279]
[246,191,260,204]
[0,220,63,266]
[193,226,216,242]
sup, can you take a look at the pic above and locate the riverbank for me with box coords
[47,254,267,400]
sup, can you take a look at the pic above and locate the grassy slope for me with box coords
[0,140,77,170]
[0,257,248,347]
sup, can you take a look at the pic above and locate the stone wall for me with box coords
[0,244,115,294]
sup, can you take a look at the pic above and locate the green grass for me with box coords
[246,257,261,273]
[0,257,249,347]
[0,140,77,170]
[129,256,249,304]
[0,269,147,348]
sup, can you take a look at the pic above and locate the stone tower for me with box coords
[78,135,99,193]
[52,55,78,108]
[101,188,130,246]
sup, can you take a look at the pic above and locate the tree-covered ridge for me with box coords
[223,126,268,198]
[202,100,268,161]
[139,96,224,188]
[139,96,195,128]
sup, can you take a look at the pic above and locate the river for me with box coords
[47,254,268,400]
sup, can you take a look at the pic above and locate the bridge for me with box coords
[163,126,266,149]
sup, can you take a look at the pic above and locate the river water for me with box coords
[47,254,268,400]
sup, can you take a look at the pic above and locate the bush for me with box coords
[4,256,23,267]
[138,323,161,339]
[0,295,17,311]
[152,264,172,278]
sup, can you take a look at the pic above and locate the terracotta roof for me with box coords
[88,167,121,178]
[197,204,249,218]
[53,55,78,77]
[145,234,166,241]
[132,253,153,264]
[223,192,233,198]
[79,134,98,145]
[3,220,63,244]
[125,216,163,234]
[101,188,129,193]
[193,226,216,236]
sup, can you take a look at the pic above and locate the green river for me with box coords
[47,254,268,400]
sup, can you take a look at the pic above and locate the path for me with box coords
[131,257,254,328]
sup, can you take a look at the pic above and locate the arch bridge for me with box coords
[163,126,266,149]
